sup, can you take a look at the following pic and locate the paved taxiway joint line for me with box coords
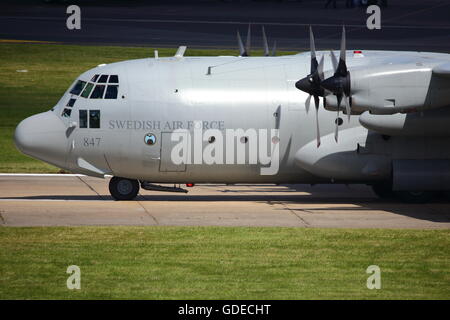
[76,176,104,200]
[260,186,310,228]
[136,194,160,225]
[278,202,311,228]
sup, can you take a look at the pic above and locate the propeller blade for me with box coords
[237,30,246,56]
[340,26,346,63]
[334,107,340,143]
[344,94,351,122]
[318,55,324,81]
[309,26,318,74]
[330,50,338,72]
[315,101,321,148]
[305,94,312,113]
[246,23,251,56]
[309,26,316,61]
[313,95,320,110]
[271,40,277,56]
[262,26,269,57]
[334,94,343,142]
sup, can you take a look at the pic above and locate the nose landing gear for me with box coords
[109,176,140,200]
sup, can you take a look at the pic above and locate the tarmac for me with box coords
[1,174,449,229]
[1,1,450,52]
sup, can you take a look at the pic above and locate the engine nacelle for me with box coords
[294,126,391,182]
[324,63,450,115]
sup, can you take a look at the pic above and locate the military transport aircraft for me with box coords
[14,26,450,203]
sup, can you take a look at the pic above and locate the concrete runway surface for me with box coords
[0,175,449,229]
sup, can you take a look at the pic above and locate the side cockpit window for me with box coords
[79,109,100,129]
[62,108,72,118]
[67,98,76,107]
[89,110,100,128]
[79,110,88,128]
[61,98,76,118]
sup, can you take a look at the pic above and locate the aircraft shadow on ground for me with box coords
[2,193,450,223]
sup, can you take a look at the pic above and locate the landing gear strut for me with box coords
[109,176,139,200]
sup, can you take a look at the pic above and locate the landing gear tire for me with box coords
[371,182,395,199]
[394,191,435,204]
[109,176,139,201]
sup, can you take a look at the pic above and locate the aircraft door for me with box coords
[159,132,187,172]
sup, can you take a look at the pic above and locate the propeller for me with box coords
[246,23,251,56]
[237,24,252,57]
[262,26,277,57]
[237,30,247,56]
[262,26,269,56]
[271,40,277,57]
[320,26,352,142]
[295,26,325,147]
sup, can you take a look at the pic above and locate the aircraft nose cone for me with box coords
[295,77,312,94]
[14,111,68,167]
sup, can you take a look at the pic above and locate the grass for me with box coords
[0,43,293,172]
[0,226,448,299]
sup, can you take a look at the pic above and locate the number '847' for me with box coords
[83,137,101,147]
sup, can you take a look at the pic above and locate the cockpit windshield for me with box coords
[69,74,119,99]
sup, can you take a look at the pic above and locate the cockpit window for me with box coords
[89,110,100,128]
[70,80,86,96]
[104,85,118,99]
[67,98,76,107]
[81,82,94,98]
[90,85,106,99]
[98,75,109,83]
[79,110,88,128]
[109,75,119,83]
[91,74,100,82]
[61,108,72,118]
